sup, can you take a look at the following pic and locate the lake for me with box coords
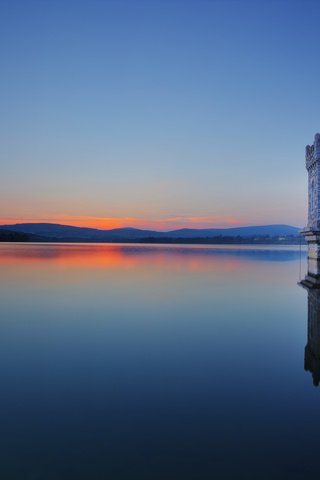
[0,242,317,479]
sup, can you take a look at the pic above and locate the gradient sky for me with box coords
[1,0,319,230]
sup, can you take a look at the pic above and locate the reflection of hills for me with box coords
[0,243,306,264]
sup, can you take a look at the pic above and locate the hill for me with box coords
[166,225,300,238]
[0,223,301,243]
[0,229,32,242]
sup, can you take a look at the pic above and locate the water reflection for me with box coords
[0,243,315,480]
[0,242,305,265]
[304,287,320,385]
[300,259,320,386]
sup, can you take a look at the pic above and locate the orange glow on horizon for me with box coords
[0,214,246,231]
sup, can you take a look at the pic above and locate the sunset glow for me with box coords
[0,2,314,229]
[0,214,246,231]
[0,0,316,477]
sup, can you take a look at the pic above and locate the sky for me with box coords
[1,0,320,231]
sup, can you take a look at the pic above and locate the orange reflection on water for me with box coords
[0,244,140,269]
[0,243,248,273]
[0,243,302,293]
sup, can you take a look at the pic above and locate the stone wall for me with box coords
[306,134,320,230]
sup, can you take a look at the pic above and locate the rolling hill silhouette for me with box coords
[0,223,301,243]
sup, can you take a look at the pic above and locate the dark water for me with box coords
[0,243,317,479]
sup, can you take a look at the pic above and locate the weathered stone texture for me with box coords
[303,133,320,259]
[301,133,320,387]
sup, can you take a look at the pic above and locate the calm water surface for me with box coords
[0,243,317,479]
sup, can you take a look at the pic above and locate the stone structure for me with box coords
[302,133,320,273]
[300,133,320,385]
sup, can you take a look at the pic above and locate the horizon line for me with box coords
[0,220,301,233]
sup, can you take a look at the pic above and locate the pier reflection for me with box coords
[300,260,320,386]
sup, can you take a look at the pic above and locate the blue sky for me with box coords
[1,0,319,229]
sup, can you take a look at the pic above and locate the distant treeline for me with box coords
[0,230,305,245]
[116,235,306,245]
[0,230,30,242]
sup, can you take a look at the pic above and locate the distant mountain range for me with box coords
[0,223,302,244]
